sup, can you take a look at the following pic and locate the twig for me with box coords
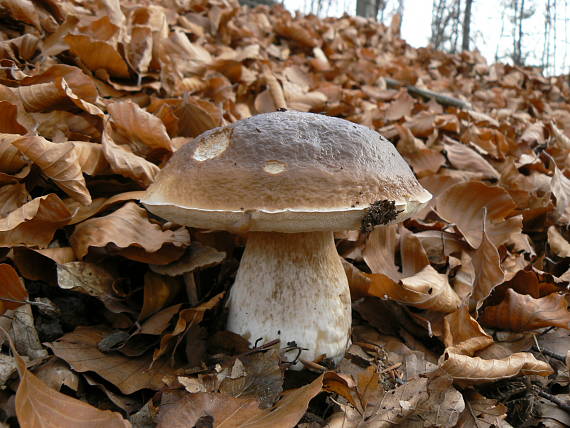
[384,77,472,110]
[532,345,567,362]
[537,390,570,413]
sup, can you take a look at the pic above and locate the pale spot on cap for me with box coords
[193,128,232,161]
[263,160,287,174]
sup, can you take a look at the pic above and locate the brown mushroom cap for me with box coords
[142,111,431,232]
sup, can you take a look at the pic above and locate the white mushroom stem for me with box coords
[226,231,351,369]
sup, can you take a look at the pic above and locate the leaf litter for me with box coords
[0,0,568,426]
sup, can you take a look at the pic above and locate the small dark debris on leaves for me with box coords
[276,107,287,112]
[361,200,401,232]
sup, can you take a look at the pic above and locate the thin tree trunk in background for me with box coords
[462,0,473,51]
[356,0,376,18]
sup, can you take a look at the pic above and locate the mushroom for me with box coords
[141,111,431,368]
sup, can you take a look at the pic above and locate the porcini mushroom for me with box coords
[141,111,431,368]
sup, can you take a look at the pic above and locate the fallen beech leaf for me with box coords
[175,97,222,138]
[362,225,400,280]
[157,373,323,428]
[456,391,508,428]
[65,34,131,79]
[47,326,176,394]
[139,304,183,335]
[439,351,553,383]
[0,101,27,133]
[0,194,72,248]
[150,242,226,276]
[480,289,570,331]
[400,229,430,277]
[101,121,160,187]
[13,346,130,427]
[346,262,461,313]
[469,225,504,311]
[404,148,446,177]
[443,306,494,356]
[11,246,76,286]
[70,202,190,260]
[0,133,30,173]
[444,139,499,180]
[0,264,28,314]
[72,141,111,176]
[551,163,570,224]
[139,271,182,321]
[154,292,224,360]
[13,135,92,205]
[108,101,173,154]
[66,191,145,225]
[548,225,570,257]
[435,181,522,248]
[57,261,116,299]
[385,89,415,121]
[0,183,29,217]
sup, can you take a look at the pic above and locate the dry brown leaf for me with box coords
[0,101,27,133]
[56,261,118,303]
[455,391,509,428]
[138,271,182,321]
[70,201,190,261]
[108,100,173,154]
[13,346,130,427]
[0,264,28,314]
[65,34,131,79]
[175,97,223,138]
[345,261,461,313]
[72,141,111,176]
[157,373,323,428]
[0,194,72,248]
[443,306,494,356]
[0,183,30,217]
[399,229,430,277]
[439,351,553,384]
[435,181,522,248]
[12,135,92,205]
[153,292,224,360]
[548,225,570,257]
[150,242,226,276]
[11,247,75,285]
[551,163,570,224]
[480,289,570,331]
[66,191,145,225]
[46,326,175,394]
[101,121,160,187]
[385,89,415,121]
[0,133,28,173]
[469,224,504,311]
[444,139,499,180]
[362,225,400,280]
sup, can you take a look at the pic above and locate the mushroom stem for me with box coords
[227,231,351,368]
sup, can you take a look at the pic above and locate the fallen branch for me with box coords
[384,77,472,110]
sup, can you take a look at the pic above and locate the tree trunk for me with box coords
[356,0,376,18]
[462,0,474,51]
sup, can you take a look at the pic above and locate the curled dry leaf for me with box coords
[13,347,130,427]
[443,139,499,180]
[157,373,323,428]
[345,261,461,313]
[0,133,29,173]
[0,183,30,217]
[0,101,27,133]
[138,271,182,321]
[547,225,570,258]
[480,289,570,331]
[12,135,92,205]
[150,241,226,276]
[174,97,222,138]
[65,34,131,79]
[12,246,75,285]
[70,201,190,261]
[455,391,509,428]
[362,224,400,280]
[469,226,504,311]
[435,181,522,248]
[108,100,173,154]
[46,326,176,395]
[101,120,160,187]
[66,191,145,225]
[0,264,28,314]
[439,351,553,384]
[0,194,71,248]
[443,306,494,356]
[72,141,111,176]
[551,163,570,224]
